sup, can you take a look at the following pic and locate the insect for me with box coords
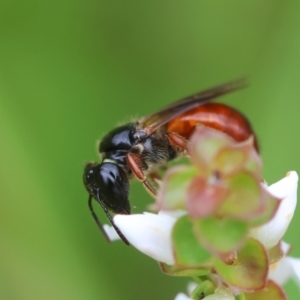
[83,79,258,245]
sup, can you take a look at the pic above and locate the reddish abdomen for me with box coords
[167,103,258,151]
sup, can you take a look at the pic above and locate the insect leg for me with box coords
[88,195,111,242]
[167,132,189,151]
[149,171,162,183]
[89,194,130,246]
[126,153,157,198]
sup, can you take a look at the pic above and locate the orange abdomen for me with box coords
[167,103,258,151]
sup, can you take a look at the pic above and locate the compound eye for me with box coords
[83,163,97,185]
[86,169,94,181]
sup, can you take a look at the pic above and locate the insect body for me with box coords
[167,103,259,150]
[83,79,257,245]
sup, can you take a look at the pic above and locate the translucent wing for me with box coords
[141,78,246,136]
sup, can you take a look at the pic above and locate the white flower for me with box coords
[103,224,120,241]
[174,293,191,300]
[105,211,185,265]
[202,288,235,300]
[269,241,300,287]
[248,171,298,249]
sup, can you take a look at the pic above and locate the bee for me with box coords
[83,79,258,245]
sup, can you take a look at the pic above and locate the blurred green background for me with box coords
[1,0,300,299]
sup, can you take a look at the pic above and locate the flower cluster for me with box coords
[104,126,299,300]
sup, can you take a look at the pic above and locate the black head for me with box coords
[83,162,130,245]
[84,162,130,214]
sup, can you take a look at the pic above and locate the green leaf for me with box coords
[235,293,246,300]
[186,176,229,218]
[267,242,285,265]
[214,147,248,176]
[215,136,262,177]
[172,215,211,266]
[159,262,210,277]
[157,165,198,210]
[248,190,281,227]
[189,126,231,171]
[193,217,248,253]
[219,172,261,218]
[244,280,287,300]
[190,280,215,300]
[243,147,262,175]
[213,238,269,291]
[194,287,236,300]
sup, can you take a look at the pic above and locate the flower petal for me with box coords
[203,287,235,300]
[248,171,298,249]
[286,257,300,286]
[113,212,177,265]
[268,240,300,287]
[103,224,121,241]
[174,293,191,300]
[269,257,293,286]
